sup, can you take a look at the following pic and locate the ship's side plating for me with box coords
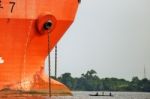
[0,0,79,95]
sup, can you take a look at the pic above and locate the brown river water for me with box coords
[0,91,150,99]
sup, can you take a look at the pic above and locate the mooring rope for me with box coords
[48,31,51,97]
[55,45,57,79]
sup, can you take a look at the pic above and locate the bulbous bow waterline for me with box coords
[0,0,79,95]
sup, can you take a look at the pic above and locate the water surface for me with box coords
[0,91,150,99]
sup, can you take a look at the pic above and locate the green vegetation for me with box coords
[57,69,150,92]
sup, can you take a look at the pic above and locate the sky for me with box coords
[45,0,150,81]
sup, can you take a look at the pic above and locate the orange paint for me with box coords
[0,0,79,95]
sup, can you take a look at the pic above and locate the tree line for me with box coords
[57,69,150,92]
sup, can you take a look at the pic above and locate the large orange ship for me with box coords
[0,0,79,95]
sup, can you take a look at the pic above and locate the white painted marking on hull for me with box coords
[0,57,4,64]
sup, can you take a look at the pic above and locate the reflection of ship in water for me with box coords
[0,0,79,96]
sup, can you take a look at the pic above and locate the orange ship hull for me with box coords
[0,0,79,95]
